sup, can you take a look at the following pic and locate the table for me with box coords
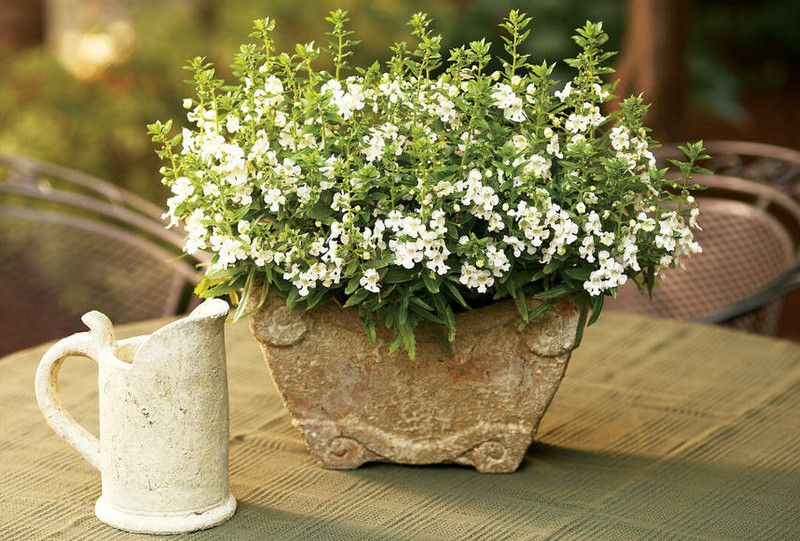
[2,314,800,540]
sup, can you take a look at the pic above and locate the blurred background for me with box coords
[3,0,798,201]
[1,0,799,347]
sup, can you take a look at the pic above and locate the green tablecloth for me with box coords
[1,314,799,540]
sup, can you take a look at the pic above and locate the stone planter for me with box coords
[249,291,580,473]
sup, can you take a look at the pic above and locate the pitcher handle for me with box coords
[34,312,114,471]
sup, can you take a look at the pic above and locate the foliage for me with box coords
[0,0,455,202]
[152,10,704,359]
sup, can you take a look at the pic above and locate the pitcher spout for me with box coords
[129,299,229,369]
[187,298,231,321]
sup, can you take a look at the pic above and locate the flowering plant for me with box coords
[149,10,703,359]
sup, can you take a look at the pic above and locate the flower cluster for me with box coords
[150,10,703,358]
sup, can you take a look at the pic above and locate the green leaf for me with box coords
[285,288,301,308]
[426,323,453,357]
[203,266,242,282]
[345,276,361,295]
[563,267,591,281]
[587,294,604,326]
[399,322,416,360]
[444,305,456,341]
[385,303,399,328]
[388,332,404,355]
[422,272,440,293]
[307,200,334,221]
[343,288,370,308]
[305,289,334,310]
[528,298,557,321]
[409,296,434,312]
[360,309,378,344]
[573,294,590,347]
[364,258,389,270]
[232,270,256,320]
[201,281,241,298]
[398,295,409,325]
[513,289,529,323]
[533,284,572,300]
[444,281,469,308]
[384,267,413,283]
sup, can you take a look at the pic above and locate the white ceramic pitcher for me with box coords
[35,299,237,534]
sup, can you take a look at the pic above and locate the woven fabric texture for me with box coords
[1,314,799,540]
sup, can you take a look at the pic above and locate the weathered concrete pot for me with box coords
[250,292,580,473]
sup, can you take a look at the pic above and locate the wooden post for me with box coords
[614,0,692,141]
[0,0,45,50]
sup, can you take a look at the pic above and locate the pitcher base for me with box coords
[95,492,237,534]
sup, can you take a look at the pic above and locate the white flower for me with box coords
[249,135,270,158]
[689,207,701,229]
[485,245,510,276]
[504,98,526,122]
[584,210,603,235]
[296,184,312,204]
[583,277,602,295]
[183,209,208,254]
[568,134,587,150]
[491,83,526,122]
[328,81,365,120]
[491,83,516,108]
[264,187,285,212]
[546,134,563,158]
[593,83,610,100]
[525,83,537,103]
[400,216,424,238]
[579,235,596,262]
[429,209,447,233]
[385,210,404,230]
[259,76,284,109]
[554,81,572,102]
[459,263,494,293]
[321,79,341,95]
[278,128,295,149]
[265,75,283,95]
[359,268,381,293]
[565,113,589,133]
[209,231,248,270]
[502,235,524,257]
[320,154,339,181]
[362,129,386,162]
[225,115,240,133]
[610,125,630,151]
[528,155,552,179]
[170,176,194,201]
[511,134,528,151]
[599,231,615,246]
[585,103,604,126]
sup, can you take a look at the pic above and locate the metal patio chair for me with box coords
[0,154,209,356]
[655,140,800,201]
[606,174,800,336]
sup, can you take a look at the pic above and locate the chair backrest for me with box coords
[655,140,800,200]
[0,154,208,356]
[605,175,800,335]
